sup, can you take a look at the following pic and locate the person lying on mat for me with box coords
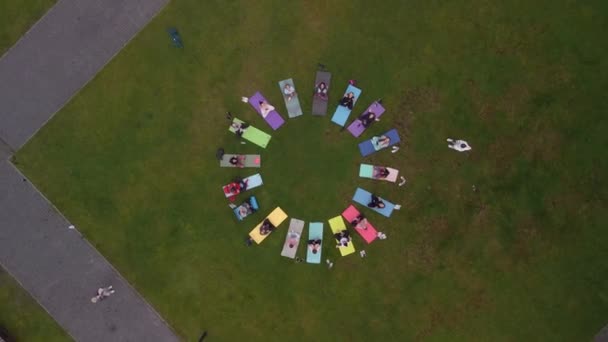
[258,100,275,118]
[350,214,369,230]
[359,111,379,128]
[373,166,390,179]
[334,230,351,247]
[229,155,245,168]
[259,219,276,235]
[226,182,241,195]
[231,121,249,137]
[238,203,253,218]
[283,84,297,102]
[314,82,328,100]
[339,92,355,109]
[308,239,322,254]
[287,231,300,248]
[368,194,386,209]
[236,177,248,191]
[371,135,391,150]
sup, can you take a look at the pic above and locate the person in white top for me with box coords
[283,83,297,102]
[447,138,472,152]
[258,100,275,118]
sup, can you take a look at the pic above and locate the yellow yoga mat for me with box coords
[328,215,355,256]
[249,207,288,244]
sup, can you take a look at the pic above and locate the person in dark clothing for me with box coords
[359,111,378,127]
[334,230,351,247]
[314,82,328,100]
[229,155,245,168]
[308,239,322,254]
[231,121,250,137]
[339,92,355,109]
[373,166,390,179]
[259,219,275,235]
[368,194,386,209]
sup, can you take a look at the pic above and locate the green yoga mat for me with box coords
[228,118,271,148]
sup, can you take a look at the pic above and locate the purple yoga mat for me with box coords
[347,102,386,137]
[248,92,285,130]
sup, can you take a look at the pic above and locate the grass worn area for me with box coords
[15,0,608,340]
[0,0,56,55]
[0,268,70,341]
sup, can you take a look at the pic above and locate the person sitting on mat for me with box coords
[231,121,249,137]
[283,83,297,102]
[229,155,245,168]
[371,135,391,150]
[368,194,386,209]
[314,82,328,100]
[334,230,351,247]
[258,100,275,118]
[308,239,322,254]
[359,111,379,128]
[259,219,275,235]
[373,166,390,179]
[287,230,300,248]
[339,92,355,109]
[350,214,369,230]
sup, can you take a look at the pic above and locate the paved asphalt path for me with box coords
[0,0,179,341]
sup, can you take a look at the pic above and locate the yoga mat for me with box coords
[358,128,400,157]
[347,101,386,137]
[219,154,261,168]
[228,118,271,148]
[342,205,377,244]
[306,222,323,264]
[331,84,362,127]
[248,92,285,130]
[312,71,331,116]
[233,196,259,221]
[359,164,374,178]
[328,216,355,256]
[222,173,263,198]
[249,207,288,244]
[359,164,399,183]
[352,187,395,218]
[278,78,303,118]
[281,218,305,258]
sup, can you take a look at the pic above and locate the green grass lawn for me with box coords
[0,268,69,341]
[0,0,56,55]
[14,0,608,340]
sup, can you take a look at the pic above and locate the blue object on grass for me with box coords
[167,27,183,48]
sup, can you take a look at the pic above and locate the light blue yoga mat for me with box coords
[331,84,362,127]
[306,222,323,264]
[352,187,395,218]
[278,78,303,118]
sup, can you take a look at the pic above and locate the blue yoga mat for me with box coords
[306,222,323,264]
[358,128,400,157]
[352,187,395,218]
[331,84,362,127]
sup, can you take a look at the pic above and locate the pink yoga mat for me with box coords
[342,205,377,244]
